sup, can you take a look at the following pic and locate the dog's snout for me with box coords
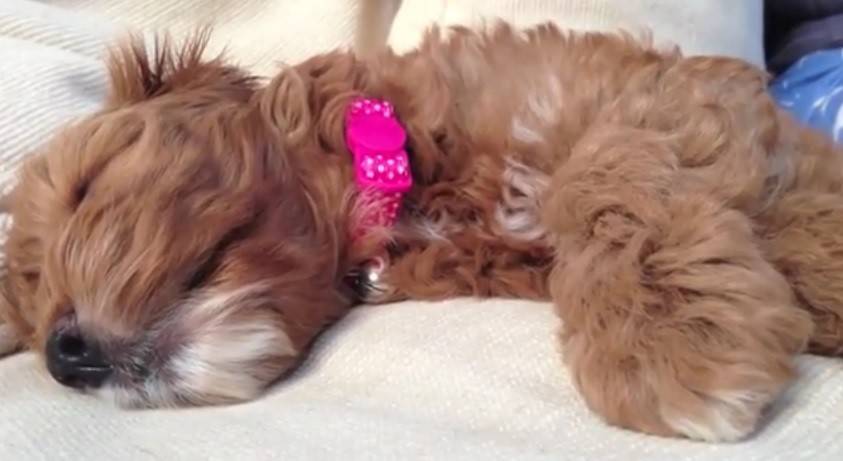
[46,327,112,389]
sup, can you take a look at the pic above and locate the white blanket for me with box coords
[2,1,842,460]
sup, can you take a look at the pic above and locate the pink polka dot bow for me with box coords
[345,97,413,237]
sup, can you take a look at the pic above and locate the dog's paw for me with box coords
[659,388,772,442]
[578,366,778,442]
[566,331,791,442]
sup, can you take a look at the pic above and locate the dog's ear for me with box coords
[258,66,313,147]
[0,156,55,351]
[258,52,366,148]
[0,188,31,357]
[106,28,256,106]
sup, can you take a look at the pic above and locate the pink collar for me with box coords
[344,97,412,240]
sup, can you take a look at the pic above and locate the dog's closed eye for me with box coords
[73,181,90,207]
[184,220,256,290]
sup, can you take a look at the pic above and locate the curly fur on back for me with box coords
[2,23,843,440]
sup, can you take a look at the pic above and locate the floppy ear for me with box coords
[0,154,56,352]
[258,66,313,146]
[258,51,366,148]
[1,193,25,354]
[106,28,257,106]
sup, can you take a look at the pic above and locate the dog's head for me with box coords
[0,32,357,407]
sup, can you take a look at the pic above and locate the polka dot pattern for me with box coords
[345,97,413,239]
[349,98,395,118]
[357,190,404,231]
[360,153,411,183]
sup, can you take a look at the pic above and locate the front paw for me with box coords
[565,332,793,442]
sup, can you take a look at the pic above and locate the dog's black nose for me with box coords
[46,328,112,389]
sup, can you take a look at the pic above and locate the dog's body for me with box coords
[2,23,843,442]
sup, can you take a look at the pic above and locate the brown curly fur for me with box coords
[2,23,842,440]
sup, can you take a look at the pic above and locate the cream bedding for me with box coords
[2,1,842,460]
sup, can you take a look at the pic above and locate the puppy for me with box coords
[2,23,842,442]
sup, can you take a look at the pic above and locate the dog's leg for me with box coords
[543,127,813,441]
[759,131,843,356]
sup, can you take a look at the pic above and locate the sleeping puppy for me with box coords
[2,23,843,442]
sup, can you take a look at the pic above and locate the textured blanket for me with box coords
[2,1,842,460]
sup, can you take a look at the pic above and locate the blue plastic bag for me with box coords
[770,48,843,143]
